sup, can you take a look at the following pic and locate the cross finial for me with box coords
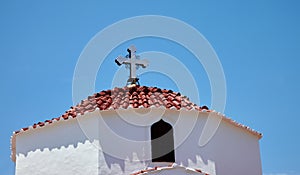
[127,45,136,58]
[115,45,149,86]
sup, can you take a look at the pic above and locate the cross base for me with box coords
[127,78,140,86]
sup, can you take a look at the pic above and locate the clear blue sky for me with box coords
[1,1,300,174]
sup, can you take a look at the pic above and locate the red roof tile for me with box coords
[131,163,209,174]
[60,86,208,123]
[10,85,262,162]
[12,86,208,135]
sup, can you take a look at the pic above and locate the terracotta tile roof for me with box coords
[13,86,208,135]
[10,85,262,162]
[131,163,209,175]
[14,86,208,134]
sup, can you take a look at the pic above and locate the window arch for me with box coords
[151,119,175,162]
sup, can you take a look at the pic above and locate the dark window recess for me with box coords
[151,119,175,162]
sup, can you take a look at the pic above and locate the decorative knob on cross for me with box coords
[115,45,149,86]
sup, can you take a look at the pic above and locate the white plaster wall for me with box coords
[95,108,262,175]
[172,111,263,175]
[15,108,262,175]
[16,140,99,175]
[15,112,100,175]
[15,109,150,175]
[96,109,153,174]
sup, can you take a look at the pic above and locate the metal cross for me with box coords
[115,45,149,85]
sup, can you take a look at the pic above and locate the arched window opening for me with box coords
[151,119,175,162]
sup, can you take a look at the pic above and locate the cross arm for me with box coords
[136,59,149,68]
[115,56,127,66]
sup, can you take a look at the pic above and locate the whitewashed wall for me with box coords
[15,108,262,175]
[15,112,100,175]
[168,110,263,175]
